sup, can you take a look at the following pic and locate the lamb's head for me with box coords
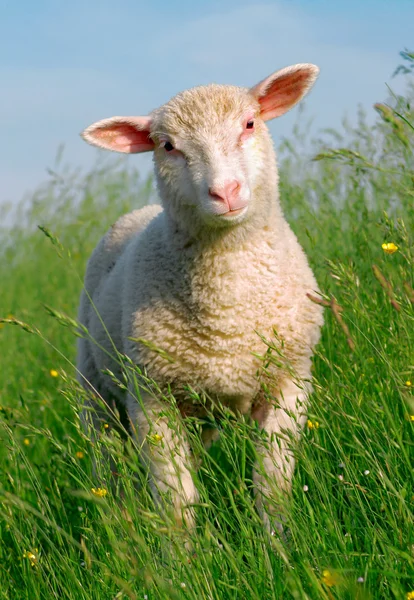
[82,64,319,232]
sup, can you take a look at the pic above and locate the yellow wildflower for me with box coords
[382,242,398,254]
[75,451,84,459]
[91,487,107,498]
[307,420,319,430]
[410,416,414,422]
[23,548,39,567]
[406,381,412,387]
[148,433,164,445]
[321,569,340,587]
[406,592,414,600]
[103,423,109,429]
[50,369,59,378]
[23,438,30,446]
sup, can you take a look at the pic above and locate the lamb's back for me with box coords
[77,205,163,394]
[83,204,162,300]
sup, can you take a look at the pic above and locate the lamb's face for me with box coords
[150,85,274,228]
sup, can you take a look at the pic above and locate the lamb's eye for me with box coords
[164,141,174,152]
[246,120,254,129]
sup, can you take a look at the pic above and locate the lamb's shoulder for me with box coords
[192,224,322,352]
[266,222,324,358]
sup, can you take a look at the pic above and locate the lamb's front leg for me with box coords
[252,378,309,535]
[127,392,198,531]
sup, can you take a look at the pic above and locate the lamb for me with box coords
[77,63,324,536]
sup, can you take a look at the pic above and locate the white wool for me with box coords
[77,64,324,534]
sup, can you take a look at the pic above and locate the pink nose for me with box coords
[209,180,241,208]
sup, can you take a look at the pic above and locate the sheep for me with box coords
[77,63,324,536]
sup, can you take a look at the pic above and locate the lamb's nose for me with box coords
[209,180,241,205]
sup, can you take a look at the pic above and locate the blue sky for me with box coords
[1,0,413,206]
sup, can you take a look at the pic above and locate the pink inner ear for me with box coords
[251,65,318,121]
[93,124,154,153]
[83,117,154,153]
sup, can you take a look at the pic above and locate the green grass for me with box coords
[0,69,413,599]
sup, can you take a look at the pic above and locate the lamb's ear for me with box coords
[81,116,154,153]
[250,64,319,121]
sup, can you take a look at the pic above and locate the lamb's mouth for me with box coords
[217,206,248,218]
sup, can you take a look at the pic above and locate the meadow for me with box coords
[0,57,413,599]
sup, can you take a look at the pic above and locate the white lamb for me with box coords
[78,63,324,535]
